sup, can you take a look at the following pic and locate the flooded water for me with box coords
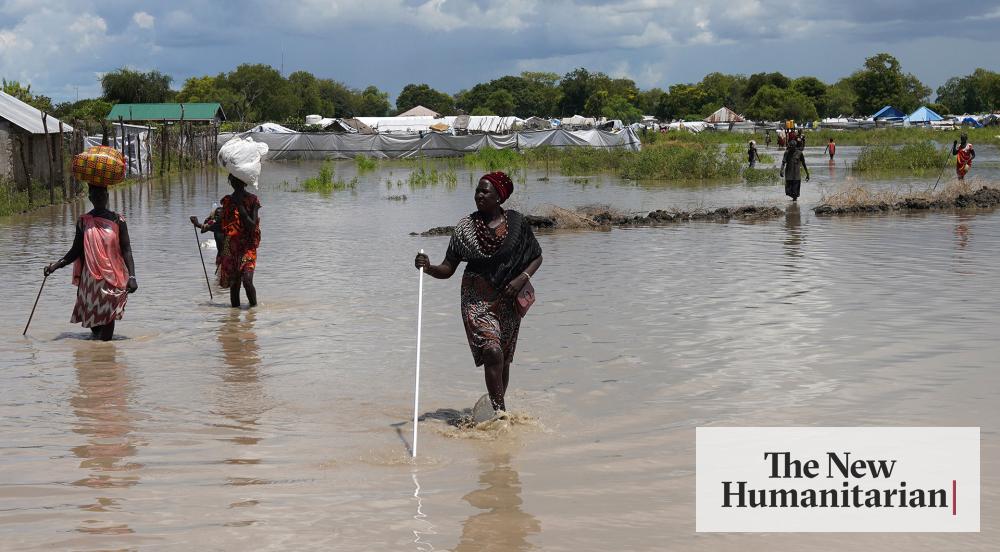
[2,146,999,550]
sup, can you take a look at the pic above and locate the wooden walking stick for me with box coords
[194,226,214,300]
[23,274,48,336]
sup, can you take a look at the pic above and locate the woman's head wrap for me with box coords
[481,171,514,203]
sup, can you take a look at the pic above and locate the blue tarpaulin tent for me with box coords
[905,106,944,123]
[872,105,905,119]
[962,117,983,128]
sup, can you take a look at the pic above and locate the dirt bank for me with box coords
[813,186,1000,215]
[411,205,784,236]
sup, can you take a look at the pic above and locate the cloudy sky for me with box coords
[2,0,999,104]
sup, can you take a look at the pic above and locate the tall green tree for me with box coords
[288,71,332,117]
[846,53,929,115]
[395,83,454,115]
[699,72,748,112]
[935,68,1000,114]
[220,64,299,122]
[655,83,708,120]
[101,68,174,104]
[485,89,516,116]
[357,85,391,116]
[745,72,790,99]
[744,85,818,121]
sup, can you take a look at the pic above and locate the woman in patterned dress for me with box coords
[415,172,543,414]
[218,174,261,308]
[45,185,137,341]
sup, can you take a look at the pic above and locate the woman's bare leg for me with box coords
[242,271,257,307]
[482,346,506,411]
[230,279,241,308]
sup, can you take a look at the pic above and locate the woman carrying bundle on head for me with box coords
[44,147,137,341]
[414,172,543,417]
[215,137,268,308]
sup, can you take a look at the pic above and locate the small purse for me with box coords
[516,280,535,317]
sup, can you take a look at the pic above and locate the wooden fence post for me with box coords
[41,113,55,203]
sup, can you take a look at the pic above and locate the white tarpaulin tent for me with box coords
[353,115,524,134]
[218,127,641,160]
[84,124,152,177]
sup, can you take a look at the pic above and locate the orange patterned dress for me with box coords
[218,193,261,287]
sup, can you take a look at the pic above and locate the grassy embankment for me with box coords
[0,178,75,217]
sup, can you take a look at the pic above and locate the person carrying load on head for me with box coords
[44,146,137,341]
[780,139,810,201]
[215,137,268,308]
[952,134,975,180]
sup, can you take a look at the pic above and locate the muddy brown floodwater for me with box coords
[2,146,999,550]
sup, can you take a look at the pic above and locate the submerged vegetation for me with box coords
[355,155,378,172]
[301,163,357,193]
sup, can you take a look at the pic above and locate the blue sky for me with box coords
[2,0,999,104]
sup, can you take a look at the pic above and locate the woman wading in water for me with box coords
[415,172,542,415]
[44,185,137,341]
[218,174,261,307]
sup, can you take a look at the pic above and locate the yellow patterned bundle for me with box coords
[72,146,126,187]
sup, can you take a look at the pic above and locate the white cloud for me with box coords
[133,11,155,29]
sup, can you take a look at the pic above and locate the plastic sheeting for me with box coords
[217,127,641,160]
[84,127,152,177]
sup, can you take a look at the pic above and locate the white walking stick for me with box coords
[412,249,425,458]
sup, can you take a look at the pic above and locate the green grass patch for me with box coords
[852,142,949,173]
[355,155,378,172]
[743,168,780,183]
[301,163,357,193]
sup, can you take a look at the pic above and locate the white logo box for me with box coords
[696,427,979,532]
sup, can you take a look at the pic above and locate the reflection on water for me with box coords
[71,344,141,535]
[783,202,803,259]
[454,453,540,552]
[412,472,437,551]
[214,310,269,483]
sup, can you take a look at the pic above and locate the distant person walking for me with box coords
[414,171,543,416]
[824,138,836,160]
[780,139,810,201]
[953,134,975,180]
[748,140,761,168]
[765,131,772,149]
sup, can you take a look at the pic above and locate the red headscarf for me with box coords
[481,171,514,203]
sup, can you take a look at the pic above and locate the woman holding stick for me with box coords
[217,174,261,308]
[44,185,137,341]
[414,172,542,415]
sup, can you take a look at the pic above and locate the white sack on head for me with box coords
[218,137,269,188]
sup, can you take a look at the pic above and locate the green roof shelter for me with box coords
[107,103,225,123]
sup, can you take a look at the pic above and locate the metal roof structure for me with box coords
[704,106,745,123]
[396,105,440,117]
[106,103,225,122]
[0,90,73,134]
